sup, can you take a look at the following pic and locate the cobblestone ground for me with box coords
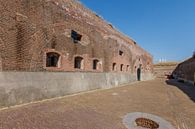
[0,79,194,129]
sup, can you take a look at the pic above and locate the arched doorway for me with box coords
[137,64,142,81]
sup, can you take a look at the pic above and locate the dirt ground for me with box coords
[0,78,194,129]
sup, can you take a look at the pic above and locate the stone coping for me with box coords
[123,112,175,129]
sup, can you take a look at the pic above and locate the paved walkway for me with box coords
[0,79,194,129]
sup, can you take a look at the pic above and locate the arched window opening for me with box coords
[74,56,84,69]
[112,63,117,71]
[120,64,124,71]
[127,65,130,71]
[93,59,100,70]
[46,52,60,67]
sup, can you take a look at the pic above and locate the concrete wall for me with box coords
[0,72,153,107]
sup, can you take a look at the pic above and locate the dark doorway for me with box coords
[137,67,141,81]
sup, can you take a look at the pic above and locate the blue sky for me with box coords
[80,0,195,62]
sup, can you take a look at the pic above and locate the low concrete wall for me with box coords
[0,72,153,107]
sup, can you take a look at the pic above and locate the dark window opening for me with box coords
[113,63,117,71]
[93,59,99,70]
[71,30,82,43]
[74,56,84,69]
[46,52,60,67]
[127,65,130,71]
[119,50,124,56]
[120,64,124,71]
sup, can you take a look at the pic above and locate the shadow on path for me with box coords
[166,79,195,102]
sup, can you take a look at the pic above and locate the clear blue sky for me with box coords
[80,0,195,62]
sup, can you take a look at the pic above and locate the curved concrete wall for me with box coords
[0,72,153,108]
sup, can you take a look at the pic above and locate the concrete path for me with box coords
[0,79,194,129]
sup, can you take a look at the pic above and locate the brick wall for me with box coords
[0,0,153,73]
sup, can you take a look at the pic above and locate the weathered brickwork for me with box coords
[0,0,153,73]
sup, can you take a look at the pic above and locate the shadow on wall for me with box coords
[166,79,195,102]
[172,57,195,82]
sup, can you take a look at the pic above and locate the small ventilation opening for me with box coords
[119,50,124,56]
